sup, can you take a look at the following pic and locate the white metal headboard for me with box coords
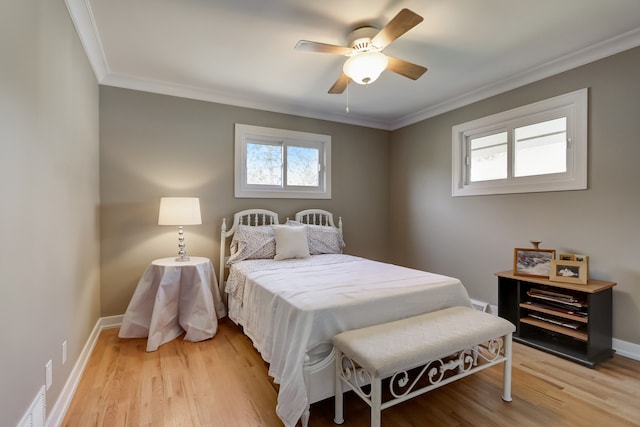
[295,209,343,235]
[219,209,279,294]
[219,208,343,298]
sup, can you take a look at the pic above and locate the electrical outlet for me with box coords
[62,341,67,365]
[45,360,52,390]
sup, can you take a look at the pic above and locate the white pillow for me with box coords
[272,225,310,261]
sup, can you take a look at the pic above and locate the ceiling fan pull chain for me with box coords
[346,84,350,113]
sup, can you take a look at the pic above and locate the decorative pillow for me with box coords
[272,225,310,261]
[286,220,346,255]
[227,225,276,264]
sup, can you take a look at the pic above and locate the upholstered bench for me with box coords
[332,306,516,427]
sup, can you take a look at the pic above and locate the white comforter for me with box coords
[226,254,472,427]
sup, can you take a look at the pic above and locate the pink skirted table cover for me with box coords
[119,257,226,351]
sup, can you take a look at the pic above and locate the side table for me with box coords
[119,257,227,351]
[496,270,615,367]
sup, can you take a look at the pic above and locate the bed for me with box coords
[219,209,473,427]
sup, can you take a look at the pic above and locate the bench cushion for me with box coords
[332,306,515,377]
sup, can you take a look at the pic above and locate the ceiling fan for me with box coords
[294,8,427,94]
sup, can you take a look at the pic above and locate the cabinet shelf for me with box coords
[497,270,615,368]
[520,317,587,341]
[519,302,588,323]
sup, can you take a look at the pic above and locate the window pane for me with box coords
[246,142,282,185]
[514,118,567,177]
[469,132,508,182]
[286,145,319,186]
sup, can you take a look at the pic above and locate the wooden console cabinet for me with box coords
[496,270,616,367]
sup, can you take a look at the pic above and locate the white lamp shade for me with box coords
[343,51,388,85]
[158,197,202,225]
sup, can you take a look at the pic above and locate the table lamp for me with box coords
[158,197,202,262]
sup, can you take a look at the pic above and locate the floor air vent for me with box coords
[470,298,491,313]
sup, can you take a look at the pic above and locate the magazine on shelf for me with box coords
[529,287,578,301]
[527,288,586,308]
[523,300,588,317]
[528,313,582,330]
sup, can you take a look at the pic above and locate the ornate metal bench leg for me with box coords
[371,377,382,427]
[502,333,513,402]
[334,350,344,424]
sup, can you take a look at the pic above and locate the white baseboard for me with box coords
[100,314,125,329]
[613,338,640,361]
[45,315,123,427]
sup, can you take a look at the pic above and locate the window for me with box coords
[235,124,331,199]
[452,88,587,196]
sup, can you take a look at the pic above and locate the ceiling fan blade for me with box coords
[328,73,351,94]
[295,40,351,55]
[371,9,423,49]
[386,56,427,80]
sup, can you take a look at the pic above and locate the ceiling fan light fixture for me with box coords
[343,51,388,85]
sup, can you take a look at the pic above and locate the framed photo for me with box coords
[513,248,556,277]
[550,260,588,284]
[559,253,589,263]
[574,254,589,263]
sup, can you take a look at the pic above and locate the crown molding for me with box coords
[101,72,390,130]
[65,0,109,81]
[390,27,640,130]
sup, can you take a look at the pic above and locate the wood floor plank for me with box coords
[62,318,640,427]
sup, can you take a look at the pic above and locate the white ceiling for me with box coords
[66,0,640,130]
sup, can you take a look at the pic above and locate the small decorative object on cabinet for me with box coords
[558,253,589,263]
[496,270,615,367]
[550,259,589,284]
[551,252,589,284]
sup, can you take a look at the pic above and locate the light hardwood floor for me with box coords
[62,318,640,427]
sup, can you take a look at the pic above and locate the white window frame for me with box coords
[452,88,588,197]
[235,123,331,199]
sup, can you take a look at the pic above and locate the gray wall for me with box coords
[99,87,390,316]
[0,0,100,425]
[389,47,640,345]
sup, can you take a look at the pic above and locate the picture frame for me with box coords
[559,253,589,263]
[550,259,589,284]
[513,248,556,277]
[574,254,589,263]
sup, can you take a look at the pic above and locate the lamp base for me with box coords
[175,225,190,262]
